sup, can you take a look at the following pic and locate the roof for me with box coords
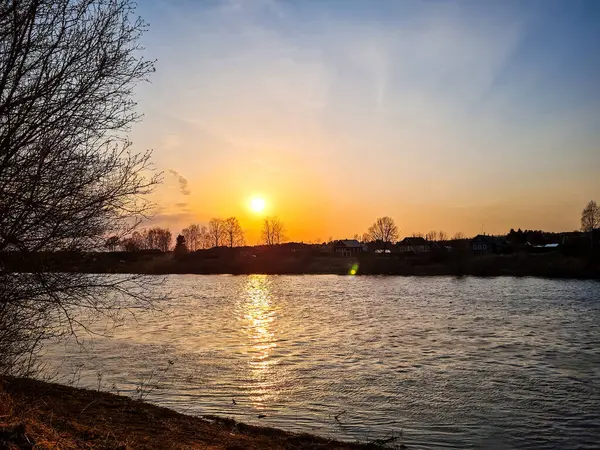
[398,237,428,245]
[534,243,560,248]
[471,234,510,245]
[335,239,363,248]
[471,234,496,243]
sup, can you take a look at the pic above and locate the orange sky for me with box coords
[128,1,600,244]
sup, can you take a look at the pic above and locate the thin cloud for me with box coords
[168,169,191,195]
[143,212,197,229]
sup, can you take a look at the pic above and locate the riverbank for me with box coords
[0,377,396,449]
[2,250,599,279]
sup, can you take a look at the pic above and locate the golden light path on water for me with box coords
[240,275,279,408]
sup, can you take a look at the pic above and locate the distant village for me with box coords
[231,227,597,260]
[329,228,596,258]
[110,223,598,260]
[6,219,598,279]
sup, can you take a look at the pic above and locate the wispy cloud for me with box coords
[143,211,197,230]
[168,169,191,195]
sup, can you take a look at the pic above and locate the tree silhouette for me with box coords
[121,231,146,251]
[181,224,202,251]
[105,236,120,252]
[262,217,285,245]
[121,233,140,252]
[426,231,438,242]
[174,234,187,257]
[208,218,225,247]
[0,0,158,373]
[581,200,600,249]
[367,217,399,249]
[199,226,211,249]
[145,228,158,249]
[146,228,172,252]
[182,224,213,250]
[223,217,244,247]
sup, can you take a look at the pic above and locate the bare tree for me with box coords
[261,217,286,245]
[105,236,120,251]
[438,231,448,242]
[208,218,225,247]
[181,224,201,251]
[182,224,213,250]
[199,225,211,249]
[144,227,171,251]
[367,217,399,249]
[147,227,171,252]
[581,200,600,249]
[145,228,158,249]
[159,229,172,252]
[452,232,466,240]
[412,232,424,238]
[223,217,244,247]
[0,0,158,374]
[425,231,438,242]
[121,230,145,251]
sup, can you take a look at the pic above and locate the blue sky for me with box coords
[130,0,600,240]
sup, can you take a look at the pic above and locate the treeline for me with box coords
[108,228,172,252]
[111,199,600,253]
[109,216,287,252]
[180,217,244,250]
[111,215,465,253]
[108,217,248,252]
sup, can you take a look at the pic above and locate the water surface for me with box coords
[44,275,600,449]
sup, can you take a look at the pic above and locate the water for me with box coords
[43,275,600,449]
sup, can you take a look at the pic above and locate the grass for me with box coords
[0,377,403,449]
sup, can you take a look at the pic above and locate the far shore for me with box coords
[0,377,398,449]
[2,249,599,279]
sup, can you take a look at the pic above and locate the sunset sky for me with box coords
[130,0,600,244]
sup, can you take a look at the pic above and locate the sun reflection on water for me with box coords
[242,275,279,406]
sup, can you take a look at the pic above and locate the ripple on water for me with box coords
[43,275,600,449]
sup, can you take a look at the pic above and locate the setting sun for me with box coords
[249,197,266,214]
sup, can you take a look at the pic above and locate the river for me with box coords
[42,275,600,449]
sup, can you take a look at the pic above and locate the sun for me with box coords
[249,197,266,214]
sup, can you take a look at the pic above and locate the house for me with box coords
[333,240,365,257]
[471,235,512,254]
[397,237,431,254]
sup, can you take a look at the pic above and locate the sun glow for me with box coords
[249,196,266,214]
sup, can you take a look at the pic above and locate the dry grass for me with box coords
[0,377,389,450]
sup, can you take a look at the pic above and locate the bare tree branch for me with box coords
[367,217,399,249]
[261,217,285,245]
[581,200,600,249]
[223,217,244,247]
[0,0,159,374]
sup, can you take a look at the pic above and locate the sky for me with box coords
[129,0,600,244]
